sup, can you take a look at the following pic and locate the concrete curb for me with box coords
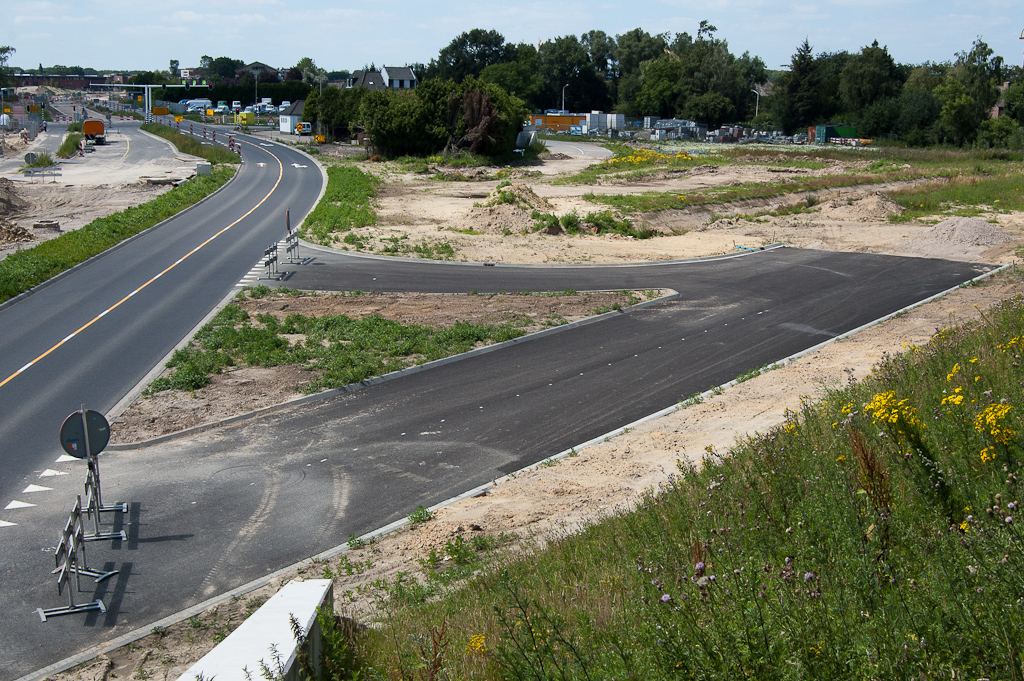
[295,240,786,269]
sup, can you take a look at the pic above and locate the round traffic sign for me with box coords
[59,409,110,458]
[24,152,37,165]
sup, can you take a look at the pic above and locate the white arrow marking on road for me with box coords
[260,143,274,147]
[258,162,267,167]
[22,484,52,493]
[40,469,68,477]
[0,520,16,528]
[55,454,78,463]
[291,163,307,168]
[5,500,35,510]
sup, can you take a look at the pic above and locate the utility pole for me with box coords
[561,83,568,113]
[751,89,760,117]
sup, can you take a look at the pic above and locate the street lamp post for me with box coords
[254,71,259,126]
[561,83,568,114]
[751,89,760,118]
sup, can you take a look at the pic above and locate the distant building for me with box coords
[279,100,305,135]
[346,66,418,91]
[235,62,281,82]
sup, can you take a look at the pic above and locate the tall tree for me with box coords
[538,35,611,111]
[772,39,823,134]
[953,38,1003,119]
[839,41,902,114]
[0,46,14,88]
[426,29,515,83]
[169,59,180,77]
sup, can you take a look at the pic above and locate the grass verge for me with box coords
[345,288,1024,679]
[55,133,83,159]
[140,123,240,164]
[300,165,380,245]
[0,166,235,303]
[146,288,526,394]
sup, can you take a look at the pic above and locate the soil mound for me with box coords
[455,183,553,235]
[923,217,1015,246]
[817,192,904,222]
[0,178,29,216]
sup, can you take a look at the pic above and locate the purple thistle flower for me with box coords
[661,594,671,602]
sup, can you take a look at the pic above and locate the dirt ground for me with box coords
[33,143,1024,681]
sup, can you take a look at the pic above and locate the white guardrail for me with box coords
[176,579,333,681]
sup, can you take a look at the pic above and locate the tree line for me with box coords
[300,26,1023,155]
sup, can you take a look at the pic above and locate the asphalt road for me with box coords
[0,241,991,679]
[0,129,323,678]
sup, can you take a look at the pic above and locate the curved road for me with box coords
[0,126,323,678]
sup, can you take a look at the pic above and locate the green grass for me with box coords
[888,175,1024,222]
[140,123,240,164]
[344,281,1024,680]
[55,133,83,159]
[300,165,380,245]
[0,166,235,303]
[146,293,526,394]
[25,151,56,167]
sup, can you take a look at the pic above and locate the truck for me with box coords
[82,119,106,145]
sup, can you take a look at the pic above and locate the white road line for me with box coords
[0,520,16,528]
[5,500,35,510]
[39,469,68,477]
[55,454,78,463]
[22,484,52,493]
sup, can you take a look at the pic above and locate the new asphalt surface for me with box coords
[0,128,323,679]
[1,240,991,679]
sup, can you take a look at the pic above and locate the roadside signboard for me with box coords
[24,152,37,164]
[59,409,110,459]
[152,106,169,115]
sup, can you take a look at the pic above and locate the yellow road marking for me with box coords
[0,138,284,391]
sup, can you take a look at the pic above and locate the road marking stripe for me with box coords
[5,500,35,510]
[55,454,78,463]
[0,139,286,392]
[0,520,16,528]
[40,469,68,477]
[22,485,52,493]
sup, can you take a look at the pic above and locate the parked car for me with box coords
[213,105,229,114]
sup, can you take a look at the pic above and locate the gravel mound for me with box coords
[923,216,1014,246]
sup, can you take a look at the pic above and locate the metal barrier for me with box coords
[22,167,62,183]
[37,496,117,621]
[260,243,282,281]
[83,456,127,542]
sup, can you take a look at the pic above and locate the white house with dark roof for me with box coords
[347,66,418,91]
[278,100,304,134]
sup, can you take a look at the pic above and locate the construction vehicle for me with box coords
[82,119,106,145]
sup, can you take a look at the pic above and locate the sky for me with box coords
[3,0,1023,76]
